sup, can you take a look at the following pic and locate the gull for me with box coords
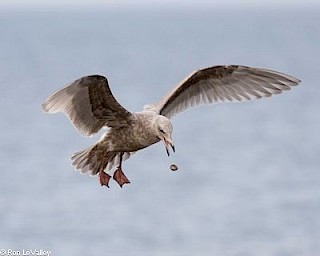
[42,65,300,188]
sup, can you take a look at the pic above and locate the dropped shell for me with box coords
[170,164,178,171]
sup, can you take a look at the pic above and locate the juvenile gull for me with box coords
[42,65,300,188]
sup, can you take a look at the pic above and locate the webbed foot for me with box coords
[113,167,130,188]
[99,171,111,187]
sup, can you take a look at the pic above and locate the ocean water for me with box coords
[0,5,320,256]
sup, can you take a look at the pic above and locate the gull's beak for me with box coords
[162,137,175,156]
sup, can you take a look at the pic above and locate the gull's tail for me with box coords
[71,142,133,175]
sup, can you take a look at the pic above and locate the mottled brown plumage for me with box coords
[42,65,300,188]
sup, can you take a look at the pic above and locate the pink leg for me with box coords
[113,153,130,188]
[98,153,111,187]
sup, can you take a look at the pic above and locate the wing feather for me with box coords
[154,65,300,118]
[42,75,132,136]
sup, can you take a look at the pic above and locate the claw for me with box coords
[113,167,130,188]
[99,171,111,187]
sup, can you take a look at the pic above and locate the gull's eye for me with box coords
[159,128,165,134]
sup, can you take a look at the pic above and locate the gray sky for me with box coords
[1,0,318,8]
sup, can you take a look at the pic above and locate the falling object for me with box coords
[170,164,178,171]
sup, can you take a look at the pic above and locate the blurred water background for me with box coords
[0,3,319,256]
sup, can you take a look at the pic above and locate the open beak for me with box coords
[162,137,175,156]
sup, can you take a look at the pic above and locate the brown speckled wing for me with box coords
[42,75,133,136]
[155,65,300,119]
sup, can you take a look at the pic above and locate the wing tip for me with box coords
[41,98,60,113]
[41,100,50,113]
[261,67,302,86]
[292,78,301,85]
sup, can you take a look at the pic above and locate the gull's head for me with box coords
[155,115,175,156]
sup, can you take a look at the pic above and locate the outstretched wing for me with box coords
[42,75,133,136]
[154,65,300,119]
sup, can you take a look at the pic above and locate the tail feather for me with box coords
[71,143,133,175]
